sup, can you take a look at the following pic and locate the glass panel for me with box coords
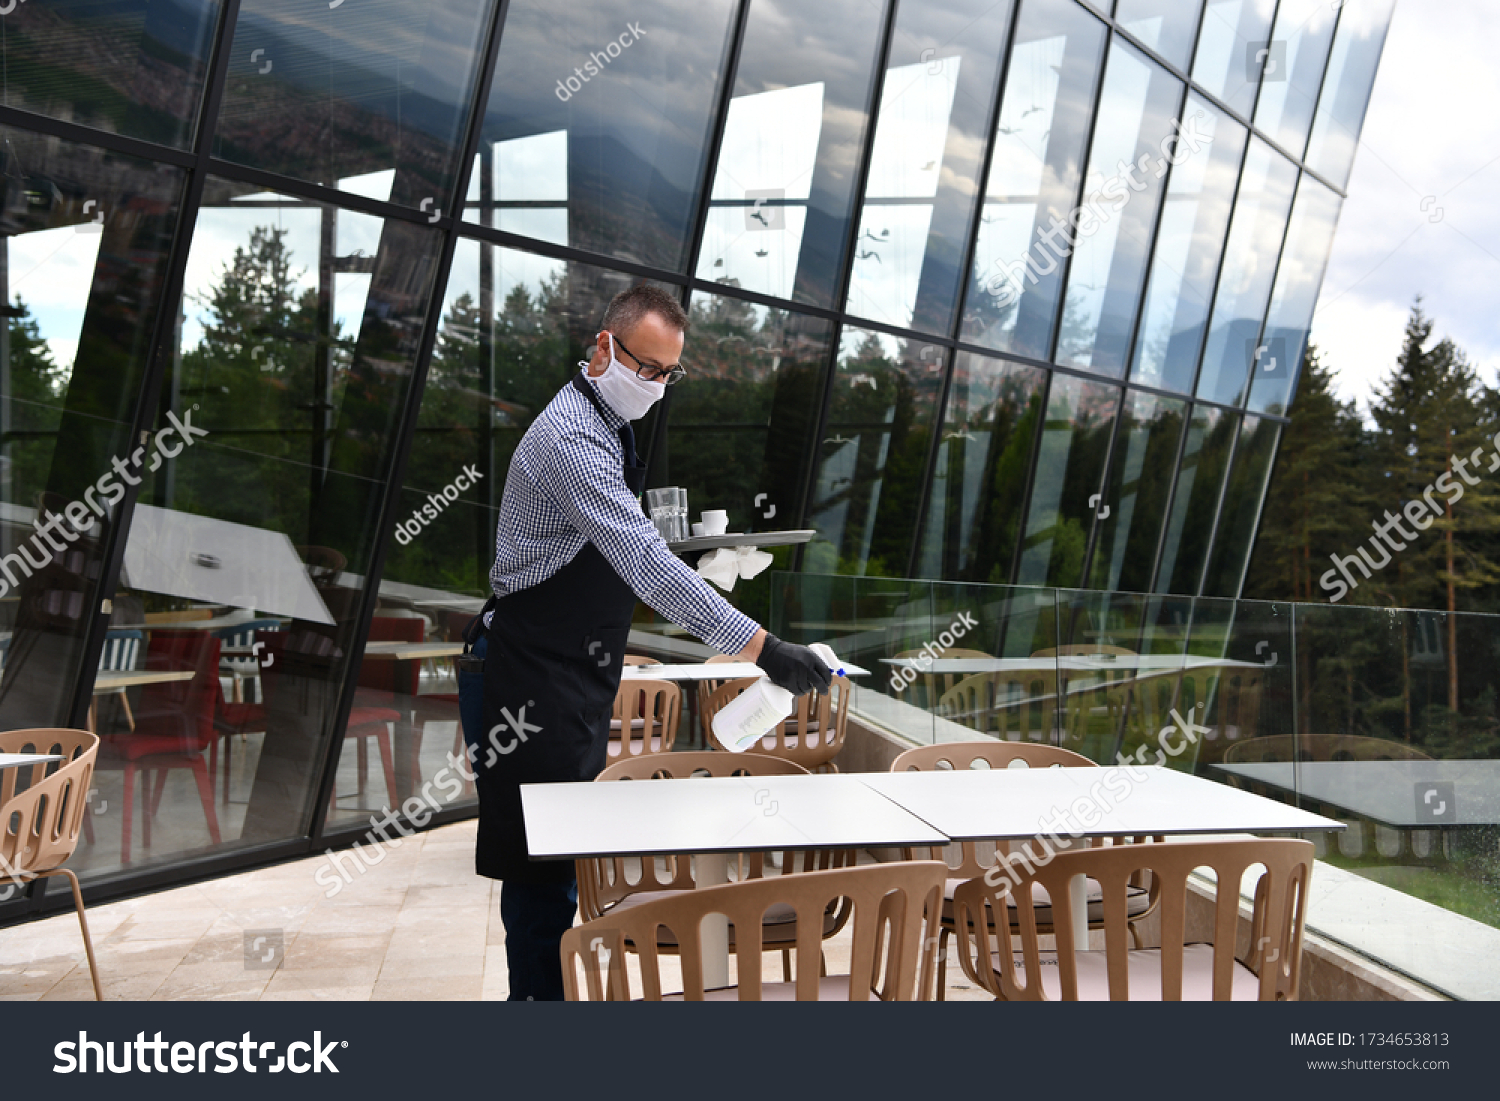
[1190,0,1277,117]
[1015,374,1120,588]
[695,0,888,308]
[98,177,442,872]
[1252,0,1338,158]
[464,0,737,272]
[660,291,836,575]
[1202,414,1277,596]
[843,0,1015,335]
[1305,0,1395,189]
[1288,602,1500,969]
[1247,177,1340,415]
[1115,0,1205,70]
[1087,390,1186,592]
[959,0,1107,359]
[804,327,943,577]
[1128,96,1245,393]
[1155,404,1235,593]
[215,0,496,212]
[1195,138,1297,407]
[0,0,220,148]
[0,129,185,738]
[1056,40,1183,375]
[917,351,1046,583]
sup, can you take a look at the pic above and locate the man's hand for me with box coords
[755,633,832,696]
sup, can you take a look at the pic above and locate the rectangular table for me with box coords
[0,752,63,769]
[619,660,870,681]
[523,773,947,988]
[1211,760,1500,828]
[862,767,1345,947]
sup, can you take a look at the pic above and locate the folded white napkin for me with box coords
[736,545,774,580]
[696,547,740,591]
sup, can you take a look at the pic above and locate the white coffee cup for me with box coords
[691,522,706,537]
[701,510,729,536]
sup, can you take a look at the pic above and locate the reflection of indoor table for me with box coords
[0,752,62,770]
[360,641,465,802]
[521,773,946,989]
[859,767,1345,950]
[1209,760,1500,828]
[88,669,195,733]
[881,655,1262,674]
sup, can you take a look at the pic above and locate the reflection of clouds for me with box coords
[7,225,102,370]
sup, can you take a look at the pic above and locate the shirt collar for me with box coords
[578,368,627,432]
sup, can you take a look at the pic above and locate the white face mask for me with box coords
[592,333,665,421]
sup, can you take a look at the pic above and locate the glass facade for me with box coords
[0,0,1393,912]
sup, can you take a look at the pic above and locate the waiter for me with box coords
[477,284,831,1001]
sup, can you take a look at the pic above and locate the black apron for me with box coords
[475,375,647,882]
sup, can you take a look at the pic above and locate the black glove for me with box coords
[756,634,833,696]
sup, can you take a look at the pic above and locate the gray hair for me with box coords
[600,284,689,341]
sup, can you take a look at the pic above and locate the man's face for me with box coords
[588,311,685,382]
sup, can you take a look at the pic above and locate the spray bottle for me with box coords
[713,643,846,753]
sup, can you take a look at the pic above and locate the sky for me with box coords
[1308,0,1500,417]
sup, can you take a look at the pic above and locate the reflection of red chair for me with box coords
[98,631,222,864]
[355,616,459,800]
[256,630,402,808]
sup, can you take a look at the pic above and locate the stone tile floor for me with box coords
[0,820,991,1001]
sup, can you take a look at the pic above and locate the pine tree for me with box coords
[1243,344,1372,602]
[1369,301,1500,713]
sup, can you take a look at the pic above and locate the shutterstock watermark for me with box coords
[394,464,483,546]
[554,22,646,101]
[313,705,541,897]
[1319,433,1500,603]
[888,611,979,693]
[0,409,207,598]
[983,113,1211,309]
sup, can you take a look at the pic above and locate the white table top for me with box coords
[860,766,1345,840]
[0,752,62,769]
[521,773,947,859]
[93,669,196,692]
[881,655,1262,674]
[619,661,869,682]
[362,641,464,660]
[1211,760,1500,828]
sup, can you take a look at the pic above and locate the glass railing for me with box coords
[761,571,1500,999]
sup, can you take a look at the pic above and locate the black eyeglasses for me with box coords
[610,333,687,385]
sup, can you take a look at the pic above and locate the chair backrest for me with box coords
[563,861,948,1001]
[889,647,992,708]
[136,631,223,750]
[700,677,851,771]
[358,616,425,694]
[621,654,657,666]
[580,752,812,921]
[953,837,1314,1001]
[891,742,1096,880]
[98,629,143,673]
[1222,732,1432,765]
[608,678,680,760]
[0,728,97,879]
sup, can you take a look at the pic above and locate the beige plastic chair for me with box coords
[1033,645,1137,750]
[890,741,1158,998]
[700,676,851,772]
[563,860,948,1001]
[580,752,852,980]
[953,837,1314,1000]
[606,678,681,761]
[0,729,103,1000]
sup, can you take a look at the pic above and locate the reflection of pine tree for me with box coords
[5,296,66,500]
[166,226,327,536]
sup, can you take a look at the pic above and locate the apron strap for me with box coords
[570,373,640,468]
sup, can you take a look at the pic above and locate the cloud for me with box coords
[1310,0,1500,414]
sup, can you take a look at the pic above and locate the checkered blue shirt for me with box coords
[489,369,760,655]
